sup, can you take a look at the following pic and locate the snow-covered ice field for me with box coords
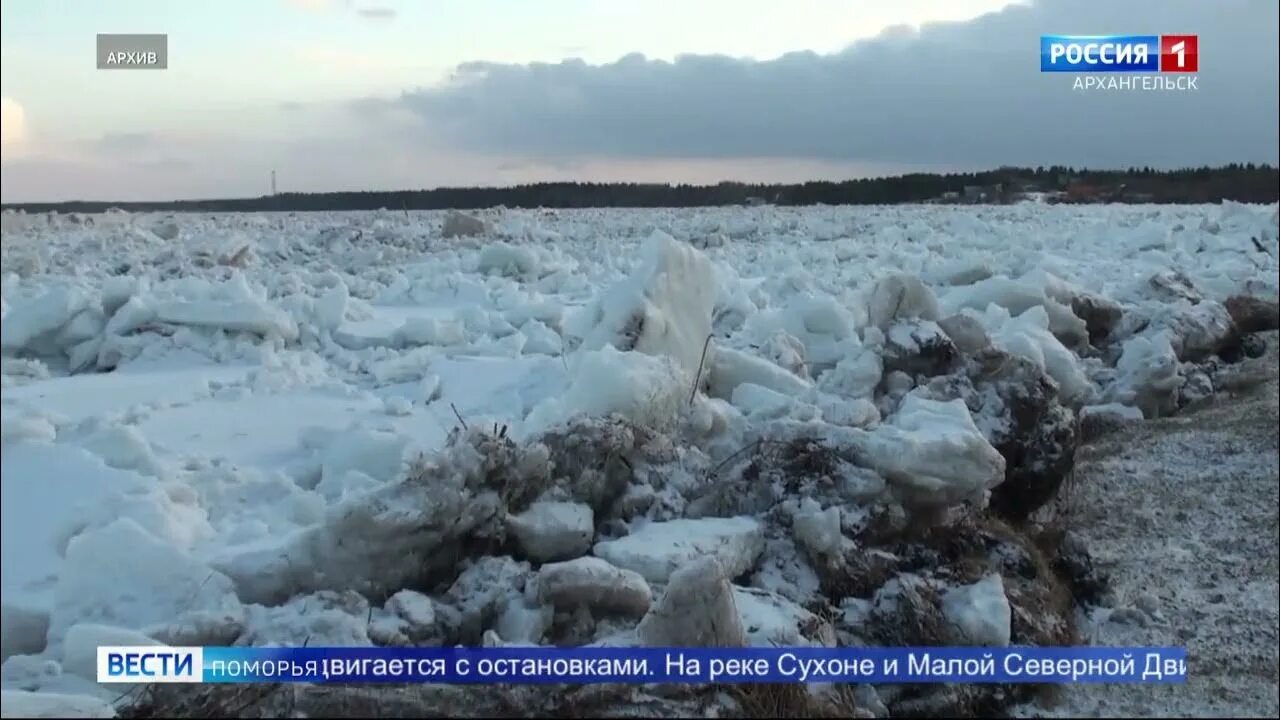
[1,203,1277,716]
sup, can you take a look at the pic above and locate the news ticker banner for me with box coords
[99,646,1188,685]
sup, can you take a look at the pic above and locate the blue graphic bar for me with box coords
[98,645,1189,685]
[1041,35,1161,72]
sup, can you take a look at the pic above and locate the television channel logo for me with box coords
[1040,35,1198,73]
[98,647,203,683]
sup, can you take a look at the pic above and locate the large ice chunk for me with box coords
[636,556,745,647]
[942,275,1088,347]
[942,574,1011,647]
[153,299,298,341]
[507,501,595,563]
[47,519,240,650]
[865,273,940,330]
[523,346,686,434]
[576,231,717,380]
[852,394,1005,507]
[707,345,812,400]
[533,557,651,617]
[0,691,115,719]
[982,305,1094,405]
[478,242,540,278]
[1106,330,1183,418]
[0,287,95,355]
[593,517,764,584]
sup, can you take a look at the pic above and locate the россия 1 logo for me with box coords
[1158,35,1197,72]
[1040,35,1198,91]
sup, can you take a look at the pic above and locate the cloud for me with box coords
[398,0,1279,168]
[1,97,28,151]
[84,133,190,170]
[285,0,396,20]
[297,46,392,72]
[131,157,193,171]
[356,7,396,20]
[284,0,336,11]
[1,107,446,202]
[3,112,910,203]
[94,132,155,152]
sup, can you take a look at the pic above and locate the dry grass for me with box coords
[1037,412,1087,526]
[813,551,898,602]
[121,683,285,719]
[865,577,954,647]
[828,505,1079,717]
[989,522,1080,648]
[730,683,869,719]
[772,438,844,485]
[123,683,722,720]
[835,494,1085,650]
[688,333,714,405]
[890,684,1030,719]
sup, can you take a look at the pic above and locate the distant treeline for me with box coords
[4,164,1277,214]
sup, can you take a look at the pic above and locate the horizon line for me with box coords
[2,162,1276,208]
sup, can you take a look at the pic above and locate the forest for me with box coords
[3,164,1276,214]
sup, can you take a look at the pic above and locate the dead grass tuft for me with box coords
[537,415,643,515]
[866,577,953,647]
[773,437,843,487]
[121,683,285,719]
[730,683,869,719]
[849,503,1081,646]
[813,550,898,601]
[977,514,1080,647]
[890,683,1034,719]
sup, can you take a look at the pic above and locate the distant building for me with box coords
[745,196,767,207]
[1065,183,1120,203]
[962,183,1005,203]
[1065,184,1092,202]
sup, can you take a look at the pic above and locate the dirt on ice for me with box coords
[1025,332,1280,718]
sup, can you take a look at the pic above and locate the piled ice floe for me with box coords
[1,202,1277,716]
[1,273,297,374]
[570,229,718,380]
[851,393,1006,508]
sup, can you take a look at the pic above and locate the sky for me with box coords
[0,0,1277,202]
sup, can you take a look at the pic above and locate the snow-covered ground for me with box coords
[1019,333,1279,719]
[1,203,1277,717]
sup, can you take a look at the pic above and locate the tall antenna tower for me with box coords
[271,170,277,196]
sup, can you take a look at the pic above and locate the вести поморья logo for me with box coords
[1040,35,1198,91]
